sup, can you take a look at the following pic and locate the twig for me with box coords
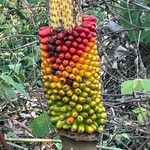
[11,41,38,51]
[136,138,150,150]
[7,142,27,150]
[0,131,10,150]
[112,98,150,106]
[108,119,123,146]
[6,138,61,143]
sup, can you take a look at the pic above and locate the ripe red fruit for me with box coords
[40,37,51,44]
[39,27,52,37]
[65,41,72,47]
[70,47,76,54]
[82,15,96,22]
[66,28,73,35]
[73,31,79,37]
[78,44,85,50]
[72,42,78,48]
[63,60,69,66]
[76,50,83,56]
[50,56,56,63]
[82,39,88,45]
[59,53,65,59]
[80,32,86,38]
[57,32,65,39]
[65,53,71,59]
[55,40,62,45]
[53,63,59,69]
[56,58,62,64]
[68,36,74,41]
[62,45,68,52]
[83,28,90,34]
[76,38,82,43]
[74,26,83,33]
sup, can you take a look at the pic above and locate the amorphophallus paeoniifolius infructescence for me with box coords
[39,0,107,137]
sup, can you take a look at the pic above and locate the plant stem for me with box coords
[6,138,61,143]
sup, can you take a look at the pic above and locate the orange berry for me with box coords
[69,74,75,80]
[72,68,79,74]
[72,55,79,62]
[62,71,69,77]
[69,61,75,67]
[63,60,69,66]
[66,116,75,124]
[59,65,65,71]
[84,46,91,52]
[66,66,72,72]
[78,57,85,64]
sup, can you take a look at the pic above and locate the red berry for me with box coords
[80,32,86,38]
[83,28,90,34]
[55,40,62,45]
[76,38,82,43]
[62,45,68,52]
[73,31,79,37]
[59,53,65,59]
[91,32,97,37]
[82,39,88,45]
[65,41,72,47]
[50,56,56,63]
[53,63,59,69]
[72,42,78,48]
[63,60,69,66]
[78,44,85,50]
[76,50,83,56]
[57,32,65,39]
[75,26,83,33]
[67,28,73,34]
[40,37,51,44]
[87,34,92,39]
[70,47,76,54]
[68,36,74,41]
[56,58,62,64]
[39,27,52,37]
[65,53,71,59]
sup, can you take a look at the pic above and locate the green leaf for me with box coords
[0,83,17,99]
[0,75,30,99]
[8,63,21,74]
[28,112,54,138]
[121,79,150,95]
[55,143,63,150]
[132,107,147,114]
[137,113,147,125]
[13,82,30,99]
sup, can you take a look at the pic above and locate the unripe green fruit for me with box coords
[91,114,97,120]
[85,125,94,134]
[69,101,76,107]
[76,104,83,112]
[83,104,90,111]
[85,118,93,125]
[80,112,88,118]
[77,115,84,122]
[62,96,70,103]
[71,121,78,131]
[78,97,86,103]
[51,117,59,124]
[71,94,78,101]
[63,124,71,130]
[56,120,65,129]
[89,109,95,115]
[78,123,84,133]
[72,109,78,117]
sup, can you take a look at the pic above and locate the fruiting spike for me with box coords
[39,0,107,134]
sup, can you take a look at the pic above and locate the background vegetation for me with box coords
[0,0,150,149]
